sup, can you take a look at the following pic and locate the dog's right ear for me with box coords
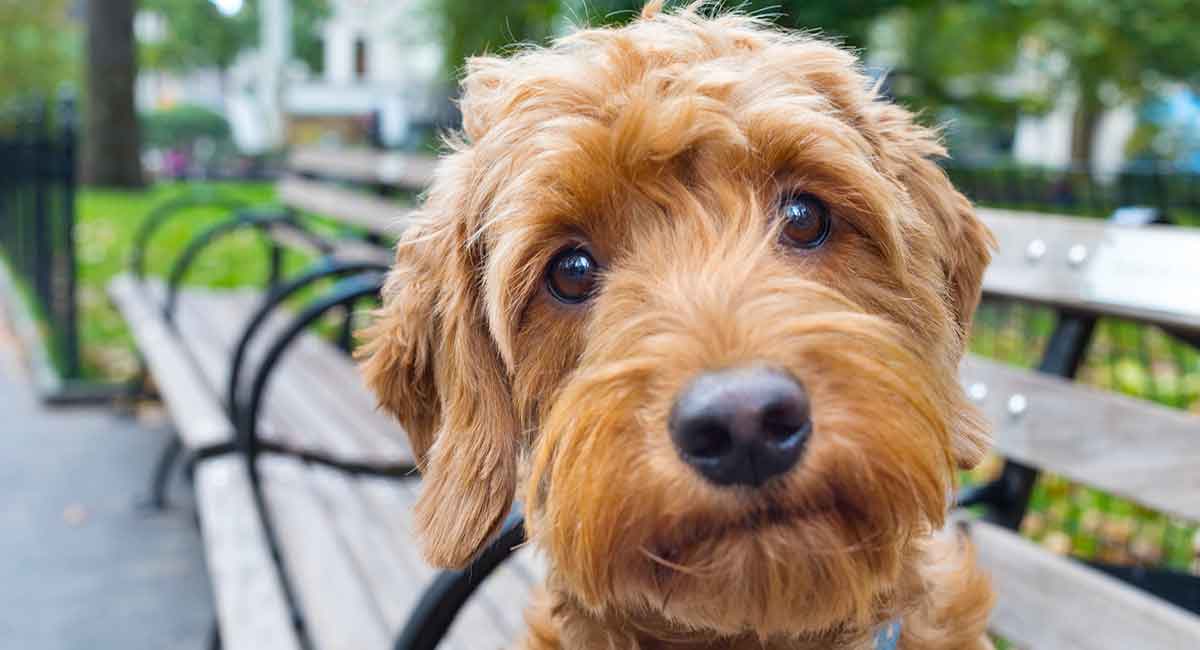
[358,159,521,570]
[358,230,442,460]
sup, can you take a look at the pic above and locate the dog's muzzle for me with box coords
[669,366,811,488]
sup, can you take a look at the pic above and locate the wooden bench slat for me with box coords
[258,455,392,650]
[263,222,393,265]
[166,284,411,463]
[288,147,436,189]
[279,176,412,237]
[969,520,1200,649]
[306,466,424,631]
[962,354,1200,522]
[108,275,232,449]
[250,331,412,461]
[195,457,303,650]
[978,208,1200,337]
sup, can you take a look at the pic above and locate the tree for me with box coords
[140,0,246,74]
[0,0,75,104]
[82,0,143,187]
[140,0,331,77]
[1018,0,1200,167]
[892,0,1200,168]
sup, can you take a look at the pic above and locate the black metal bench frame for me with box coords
[127,187,526,650]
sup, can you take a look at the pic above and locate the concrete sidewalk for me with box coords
[0,325,213,648]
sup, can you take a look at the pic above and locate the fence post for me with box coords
[33,99,52,325]
[57,89,80,378]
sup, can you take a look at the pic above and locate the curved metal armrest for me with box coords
[130,190,251,280]
[393,508,528,650]
[227,257,391,425]
[162,209,331,325]
[237,272,385,468]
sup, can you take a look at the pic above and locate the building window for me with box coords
[354,38,368,80]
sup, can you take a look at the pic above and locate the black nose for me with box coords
[669,367,811,488]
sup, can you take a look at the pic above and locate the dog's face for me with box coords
[361,5,992,637]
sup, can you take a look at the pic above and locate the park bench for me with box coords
[111,145,1199,650]
[108,145,545,650]
[956,207,1200,648]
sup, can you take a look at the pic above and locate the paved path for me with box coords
[0,324,213,648]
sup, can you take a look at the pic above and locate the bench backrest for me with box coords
[278,147,439,239]
[968,207,1200,648]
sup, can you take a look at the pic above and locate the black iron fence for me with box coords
[0,94,79,379]
[945,163,1200,225]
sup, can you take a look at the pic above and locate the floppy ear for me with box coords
[918,182,994,471]
[867,103,995,469]
[358,167,520,568]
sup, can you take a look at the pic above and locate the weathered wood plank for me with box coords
[453,547,543,645]
[194,456,302,650]
[107,275,232,449]
[278,176,413,237]
[969,519,1200,649]
[371,480,516,649]
[961,354,1200,522]
[288,147,437,189]
[262,222,392,265]
[978,208,1200,337]
[258,455,392,650]
[307,465,422,631]
[169,285,411,463]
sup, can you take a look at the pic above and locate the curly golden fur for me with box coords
[359,2,996,648]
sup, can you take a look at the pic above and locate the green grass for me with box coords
[77,181,285,379]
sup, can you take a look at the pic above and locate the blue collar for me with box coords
[874,620,901,650]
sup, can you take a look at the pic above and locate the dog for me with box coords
[360,2,996,648]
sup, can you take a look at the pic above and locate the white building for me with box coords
[284,0,445,147]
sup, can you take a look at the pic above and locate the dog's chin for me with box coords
[611,505,896,636]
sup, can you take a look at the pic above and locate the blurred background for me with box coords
[0,2,1197,647]
[5,0,1199,182]
[2,0,1193,384]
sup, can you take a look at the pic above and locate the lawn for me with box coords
[77,181,286,379]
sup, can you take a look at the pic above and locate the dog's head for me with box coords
[360,2,992,637]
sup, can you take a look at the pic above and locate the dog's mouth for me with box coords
[646,498,834,567]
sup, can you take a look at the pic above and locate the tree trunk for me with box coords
[1069,81,1103,172]
[82,0,144,188]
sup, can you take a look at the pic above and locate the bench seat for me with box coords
[968,519,1200,649]
[110,274,545,649]
[109,276,302,650]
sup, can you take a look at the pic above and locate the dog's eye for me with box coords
[546,247,599,303]
[778,192,831,249]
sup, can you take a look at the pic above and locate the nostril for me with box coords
[760,402,811,447]
[676,418,733,460]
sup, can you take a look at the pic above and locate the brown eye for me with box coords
[547,247,599,303]
[779,192,831,249]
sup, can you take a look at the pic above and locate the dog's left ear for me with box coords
[359,163,520,568]
[869,103,995,469]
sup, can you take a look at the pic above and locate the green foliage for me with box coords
[140,0,245,71]
[425,0,919,80]
[0,0,77,103]
[139,0,330,73]
[141,105,231,150]
[891,0,1200,164]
